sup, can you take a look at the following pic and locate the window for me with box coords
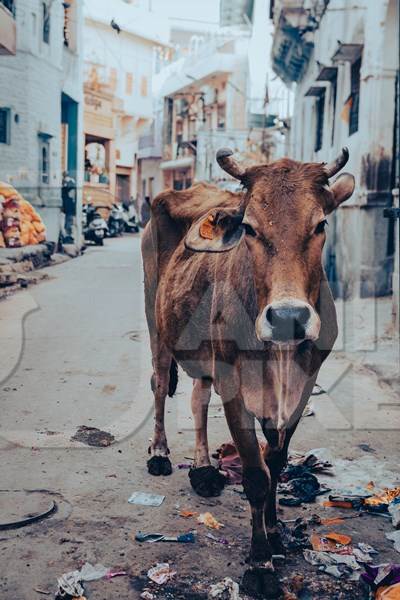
[314,90,325,152]
[0,108,11,144]
[42,2,50,44]
[126,73,133,95]
[110,67,117,91]
[40,139,50,184]
[140,76,148,97]
[349,56,361,135]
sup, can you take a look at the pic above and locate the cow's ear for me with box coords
[184,209,245,252]
[326,173,355,213]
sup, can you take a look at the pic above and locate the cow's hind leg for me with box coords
[147,350,175,476]
[189,378,225,497]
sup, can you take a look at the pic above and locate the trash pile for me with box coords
[278,449,333,506]
[0,182,46,248]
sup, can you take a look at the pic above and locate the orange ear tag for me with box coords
[199,214,215,240]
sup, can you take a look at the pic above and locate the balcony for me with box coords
[271,0,329,84]
[0,1,16,56]
[138,125,162,160]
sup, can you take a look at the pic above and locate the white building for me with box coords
[83,0,169,206]
[0,0,84,243]
[153,0,293,193]
[270,0,399,300]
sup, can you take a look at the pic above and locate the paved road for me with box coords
[0,236,399,599]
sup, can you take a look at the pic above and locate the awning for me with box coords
[160,157,194,171]
[305,86,326,97]
[332,43,363,63]
[316,66,338,82]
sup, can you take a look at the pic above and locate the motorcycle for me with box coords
[122,204,139,233]
[82,204,108,246]
[107,203,125,237]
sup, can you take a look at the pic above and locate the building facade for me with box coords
[83,0,169,210]
[270,0,399,299]
[0,0,84,243]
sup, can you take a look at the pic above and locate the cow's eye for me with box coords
[243,223,257,237]
[314,219,328,235]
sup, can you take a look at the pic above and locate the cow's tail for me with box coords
[168,358,178,397]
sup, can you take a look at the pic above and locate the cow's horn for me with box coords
[216,148,246,180]
[324,147,349,178]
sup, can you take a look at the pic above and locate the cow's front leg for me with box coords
[223,396,272,564]
[147,350,173,476]
[263,426,295,556]
[263,444,289,556]
[189,378,225,497]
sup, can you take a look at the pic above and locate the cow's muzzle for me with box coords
[255,299,320,344]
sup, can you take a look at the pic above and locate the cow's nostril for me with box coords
[296,306,311,326]
[266,305,311,341]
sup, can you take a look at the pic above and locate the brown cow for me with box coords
[141,148,354,569]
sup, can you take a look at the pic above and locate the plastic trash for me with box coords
[128,492,165,507]
[389,498,400,529]
[135,531,196,543]
[303,550,360,579]
[147,563,176,585]
[198,512,224,529]
[387,531,400,554]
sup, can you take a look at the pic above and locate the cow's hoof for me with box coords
[268,531,286,557]
[147,455,172,476]
[241,567,283,599]
[189,465,225,497]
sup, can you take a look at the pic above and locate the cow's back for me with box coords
[141,183,243,367]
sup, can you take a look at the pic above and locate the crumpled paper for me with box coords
[147,563,176,585]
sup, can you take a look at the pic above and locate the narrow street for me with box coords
[0,237,399,599]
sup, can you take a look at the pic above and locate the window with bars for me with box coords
[314,90,325,152]
[0,108,11,144]
[349,56,361,136]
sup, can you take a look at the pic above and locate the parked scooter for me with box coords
[107,203,125,237]
[82,204,108,246]
[122,204,139,233]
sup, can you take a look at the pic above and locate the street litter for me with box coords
[310,532,352,553]
[198,512,224,529]
[320,517,345,526]
[375,583,400,599]
[206,532,230,545]
[140,592,155,600]
[135,530,196,543]
[105,570,128,579]
[387,531,400,553]
[209,577,240,599]
[389,498,400,528]
[278,449,333,506]
[147,563,176,585]
[278,518,309,551]
[56,562,123,598]
[128,492,165,506]
[361,564,400,594]
[214,441,243,485]
[303,549,360,579]
[179,509,198,518]
[302,398,314,417]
